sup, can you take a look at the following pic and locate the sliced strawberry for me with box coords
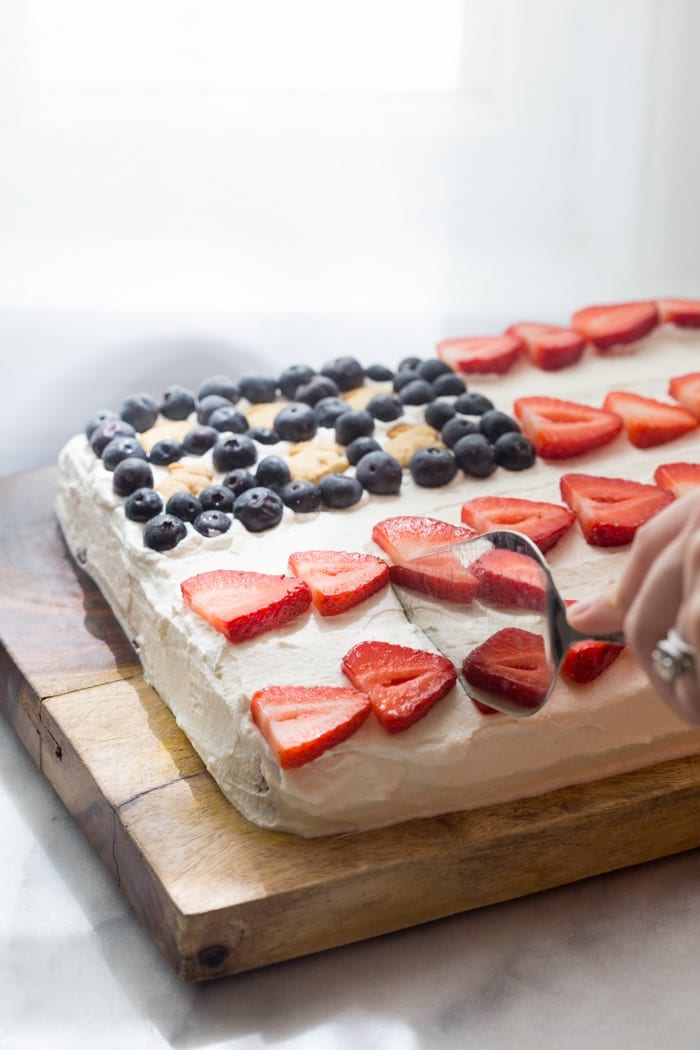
[561,639,624,684]
[372,515,478,603]
[571,301,659,351]
[250,685,371,769]
[435,334,523,375]
[560,473,674,547]
[288,549,389,617]
[341,640,456,732]
[654,462,700,498]
[668,372,700,418]
[602,390,698,449]
[180,569,311,642]
[506,322,586,371]
[657,298,700,328]
[514,396,622,459]
[462,627,551,713]
[470,548,547,612]
[460,496,575,553]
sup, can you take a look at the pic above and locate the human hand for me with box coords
[567,488,700,724]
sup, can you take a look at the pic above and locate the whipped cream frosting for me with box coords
[56,326,700,836]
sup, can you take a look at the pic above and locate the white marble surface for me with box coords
[3,712,700,1050]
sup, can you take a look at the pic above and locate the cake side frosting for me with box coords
[55,324,700,836]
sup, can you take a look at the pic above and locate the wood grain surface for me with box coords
[2,467,700,981]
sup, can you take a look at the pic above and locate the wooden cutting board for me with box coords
[2,467,700,981]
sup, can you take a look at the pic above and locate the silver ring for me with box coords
[651,628,697,684]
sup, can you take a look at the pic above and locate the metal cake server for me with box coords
[390,529,625,717]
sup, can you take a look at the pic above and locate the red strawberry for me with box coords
[654,462,700,498]
[435,334,523,375]
[668,372,700,418]
[602,390,698,449]
[460,496,575,553]
[180,569,311,642]
[288,550,389,617]
[462,627,551,713]
[470,548,547,612]
[657,298,700,328]
[506,322,586,371]
[250,685,371,769]
[514,396,622,459]
[341,640,456,732]
[372,516,478,603]
[561,638,624,684]
[571,301,659,351]
[560,473,674,547]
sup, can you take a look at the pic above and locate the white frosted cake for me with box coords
[56,299,700,836]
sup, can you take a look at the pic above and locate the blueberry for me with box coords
[454,391,494,416]
[148,438,184,466]
[440,416,480,448]
[393,369,420,393]
[182,425,219,455]
[197,375,239,402]
[90,419,136,457]
[320,355,365,392]
[453,434,498,477]
[247,426,279,445]
[346,436,382,465]
[159,384,196,421]
[238,373,278,403]
[313,396,349,428]
[85,409,119,440]
[143,513,187,551]
[366,393,403,422]
[112,457,154,496]
[432,372,467,397]
[294,375,340,406]
[208,406,249,433]
[233,487,284,532]
[335,409,374,446]
[197,394,234,425]
[165,491,203,522]
[365,363,394,382]
[222,468,257,498]
[274,402,318,442]
[280,480,322,513]
[212,435,258,472]
[199,484,235,512]
[102,436,147,472]
[398,379,434,406]
[193,509,232,537]
[397,356,423,372]
[409,446,458,488]
[493,432,537,471]
[255,455,291,491]
[417,359,453,382]
[319,473,364,509]
[355,451,402,495]
[424,400,456,431]
[124,488,163,522]
[120,393,159,433]
[479,410,521,442]
[278,364,316,400]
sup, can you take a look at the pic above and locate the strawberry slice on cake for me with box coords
[460,496,575,553]
[288,550,389,617]
[435,334,523,375]
[571,300,659,351]
[654,462,700,498]
[602,391,698,448]
[372,515,479,603]
[668,372,700,418]
[250,685,372,769]
[513,396,623,459]
[506,323,586,371]
[560,473,674,546]
[561,638,625,684]
[462,627,551,714]
[181,569,312,641]
[657,298,700,329]
[341,640,456,732]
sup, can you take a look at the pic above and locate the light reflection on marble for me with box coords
[3,712,700,1050]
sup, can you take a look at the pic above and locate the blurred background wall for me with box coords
[1,0,699,472]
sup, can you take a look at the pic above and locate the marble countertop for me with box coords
[3,713,700,1050]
